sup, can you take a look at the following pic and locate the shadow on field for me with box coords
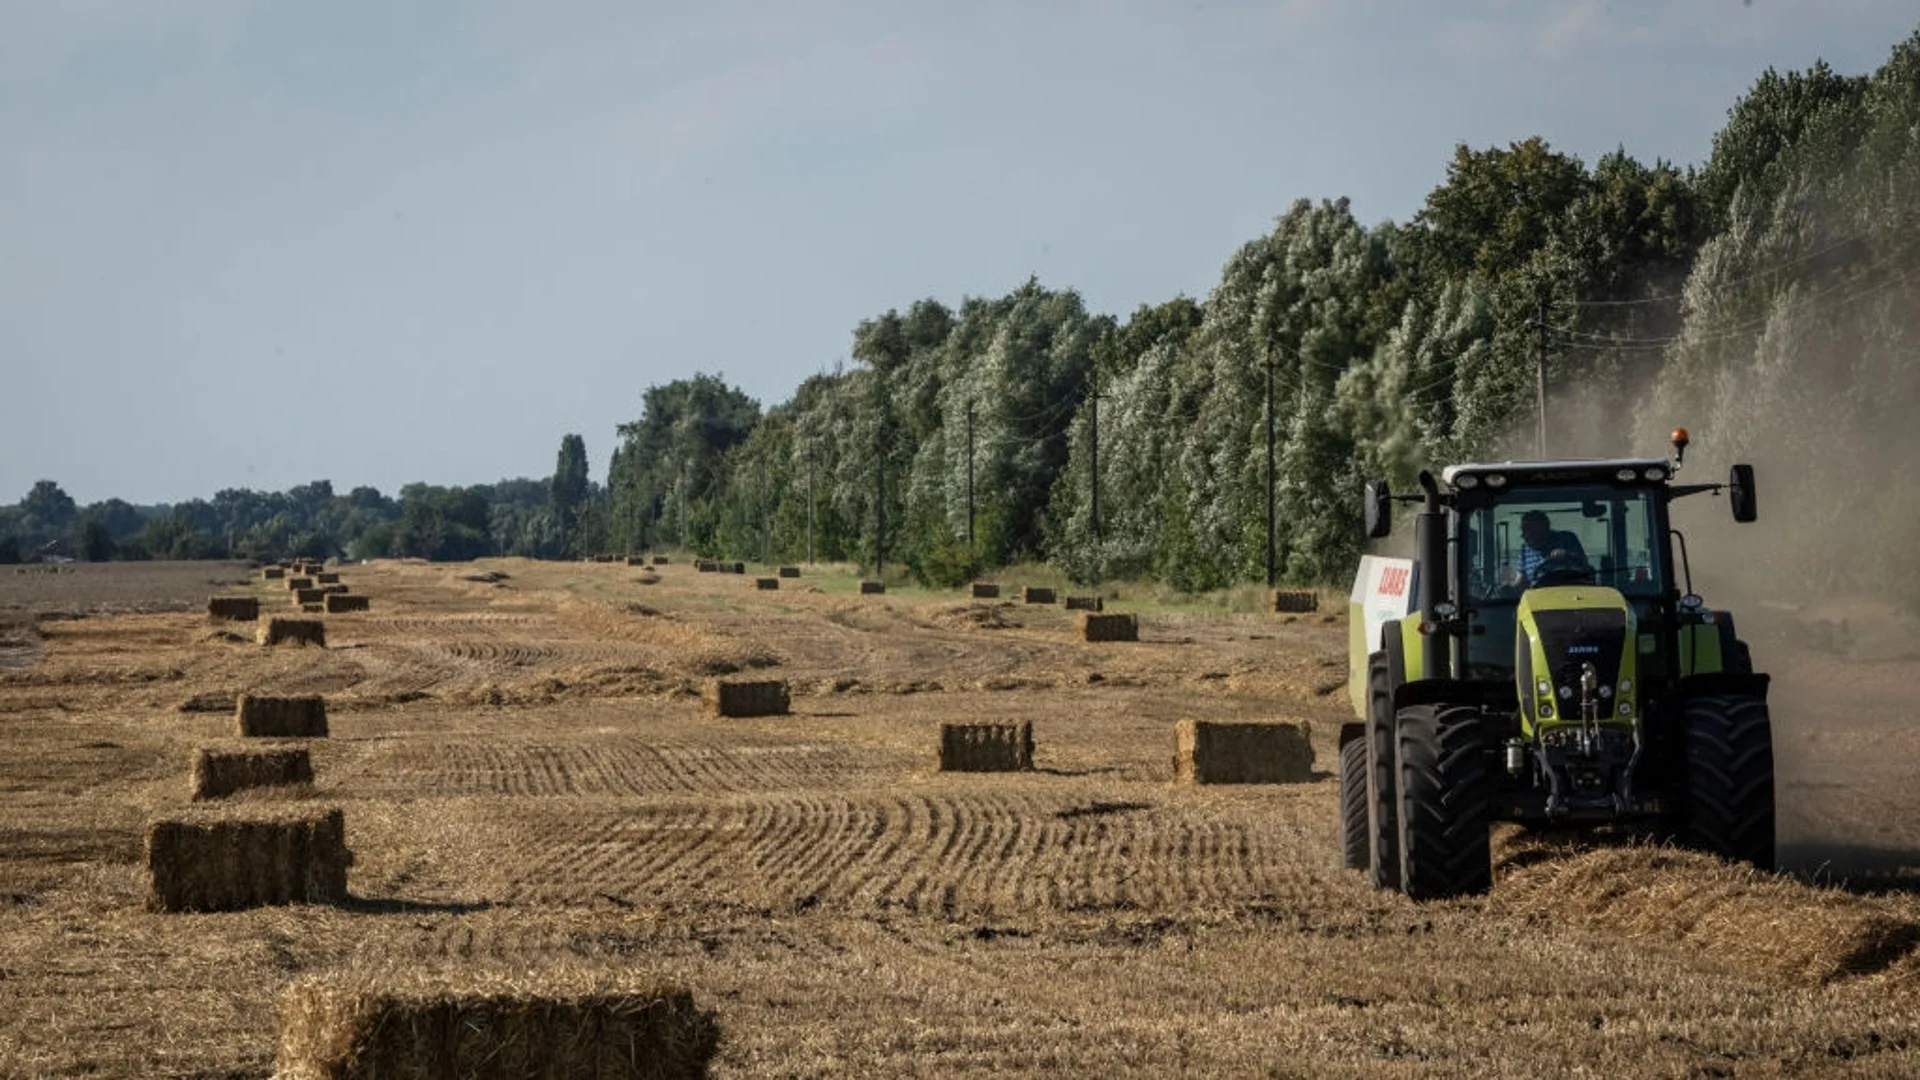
[1780,842,1920,896]
[339,895,495,916]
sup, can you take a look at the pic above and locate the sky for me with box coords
[2,1,1915,506]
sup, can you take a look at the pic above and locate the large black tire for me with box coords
[1339,737,1369,871]
[1365,655,1400,890]
[1680,694,1775,871]
[1395,704,1493,901]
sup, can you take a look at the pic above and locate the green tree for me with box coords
[550,433,590,557]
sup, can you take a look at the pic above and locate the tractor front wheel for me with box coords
[1395,704,1493,900]
[1366,655,1400,890]
[1340,737,1368,871]
[1680,694,1775,871]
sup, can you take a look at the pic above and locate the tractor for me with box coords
[1339,429,1772,900]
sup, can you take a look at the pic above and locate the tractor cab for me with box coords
[1340,431,1773,901]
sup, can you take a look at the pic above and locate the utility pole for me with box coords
[1536,292,1549,459]
[806,443,815,566]
[965,400,976,549]
[1265,347,1277,589]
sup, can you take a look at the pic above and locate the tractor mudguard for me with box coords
[1392,677,1513,714]
[1678,671,1771,702]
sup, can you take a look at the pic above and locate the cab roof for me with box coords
[1440,459,1672,488]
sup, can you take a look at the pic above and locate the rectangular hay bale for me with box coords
[938,722,1034,772]
[324,593,371,613]
[301,603,325,613]
[258,617,326,647]
[730,561,746,574]
[237,694,329,737]
[704,679,790,718]
[1269,589,1319,614]
[1064,595,1104,612]
[652,556,669,566]
[286,577,315,591]
[315,572,340,584]
[859,581,886,595]
[1022,586,1056,605]
[1079,612,1138,642]
[696,560,717,573]
[208,596,260,622]
[191,745,314,800]
[300,563,326,576]
[274,972,720,1080]
[778,566,801,578]
[145,805,350,912]
[754,577,779,591]
[292,587,326,605]
[970,582,1000,599]
[1174,719,1315,784]
[262,567,286,581]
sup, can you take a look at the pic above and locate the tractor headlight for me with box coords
[1618,702,1633,716]
[1599,685,1613,699]
[1618,678,1632,693]
[1616,468,1637,481]
[1557,685,1573,700]
[1536,679,1551,696]
[1486,473,1508,488]
[1643,466,1667,481]
[1455,474,1480,489]
[1540,703,1554,718]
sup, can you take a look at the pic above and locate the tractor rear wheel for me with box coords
[1395,704,1493,900]
[1366,655,1400,890]
[1340,737,1368,871]
[1680,694,1775,871]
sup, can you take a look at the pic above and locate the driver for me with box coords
[1517,510,1588,585]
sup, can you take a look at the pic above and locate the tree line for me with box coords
[9,28,1918,610]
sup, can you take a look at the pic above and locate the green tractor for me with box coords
[1339,429,1772,900]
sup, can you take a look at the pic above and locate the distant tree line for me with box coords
[601,30,1920,606]
[9,28,1918,611]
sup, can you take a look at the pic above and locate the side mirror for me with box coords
[1729,464,1757,523]
[1364,479,1392,539]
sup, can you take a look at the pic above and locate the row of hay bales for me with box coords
[208,563,374,639]
[702,676,1310,782]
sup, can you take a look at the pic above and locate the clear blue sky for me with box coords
[3,1,1913,505]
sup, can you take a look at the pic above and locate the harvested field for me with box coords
[4,559,1920,1077]
[191,744,314,800]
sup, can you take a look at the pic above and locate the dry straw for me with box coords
[1493,845,1920,984]
[258,617,326,647]
[145,804,350,913]
[1173,719,1315,784]
[325,593,371,613]
[190,745,313,800]
[1079,612,1138,642]
[237,694,329,737]
[939,722,1034,772]
[704,679,790,718]
[274,970,721,1080]
[207,596,260,622]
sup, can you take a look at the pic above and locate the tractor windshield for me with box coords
[1458,484,1668,675]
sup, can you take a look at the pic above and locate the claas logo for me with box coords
[1379,567,1410,597]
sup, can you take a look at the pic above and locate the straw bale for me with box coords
[286,577,315,591]
[1173,719,1314,784]
[259,617,327,647]
[1269,589,1319,613]
[237,694,329,737]
[262,566,287,581]
[1492,845,1920,985]
[652,556,670,566]
[300,563,326,576]
[938,722,1034,772]
[755,577,779,591]
[625,555,646,566]
[292,587,326,605]
[315,572,340,584]
[696,560,717,573]
[1064,595,1103,612]
[274,970,720,1080]
[207,596,260,622]
[1079,612,1138,642]
[191,745,313,800]
[704,679,790,718]
[325,593,371,613]
[317,583,350,595]
[145,804,350,913]
[730,562,746,574]
[779,566,801,578]
[1022,586,1056,604]
[971,582,1000,599]
[301,603,325,614]
[860,581,886,595]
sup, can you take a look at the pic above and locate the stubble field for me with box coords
[2,557,1920,1077]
